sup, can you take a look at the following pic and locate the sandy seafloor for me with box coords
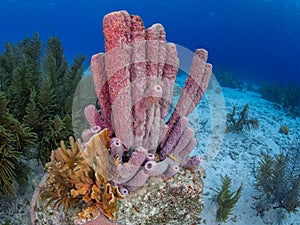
[1,82,300,225]
[191,83,300,225]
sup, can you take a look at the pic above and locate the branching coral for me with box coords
[225,104,259,133]
[39,129,125,221]
[39,136,83,210]
[254,141,300,214]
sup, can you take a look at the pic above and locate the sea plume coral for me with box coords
[225,103,259,133]
[254,142,300,214]
[216,175,242,222]
[0,92,36,196]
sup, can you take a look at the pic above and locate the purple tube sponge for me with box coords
[183,155,201,169]
[119,187,129,196]
[128,147,147,166]
[123,156,179,191]
[81,126,102,143]
[144,160,169,176]
[91,126,102,134]
[124,169,150,192]
[88,10,211,193]
[110,137,123,160]
[82,129,93,143]
[146,153,155,161]
[84,104,104,128]
[160,116,189,159]
[113,147,147,184]
[163,164,180,179]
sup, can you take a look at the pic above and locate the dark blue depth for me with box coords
[1,0,299,84]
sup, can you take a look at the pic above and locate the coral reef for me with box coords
[33,10,212,224]
[33,167,205,225]
[225,104,259,133]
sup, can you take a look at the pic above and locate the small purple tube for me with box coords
[119,187,129,196]
[183,155,201,169]
[82,129,93,143]
[146,153,155,161]
[110,137,123,158]
[163,164,180,179]
[91,125,102,134]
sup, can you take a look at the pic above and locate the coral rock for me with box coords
[279,125,289,135]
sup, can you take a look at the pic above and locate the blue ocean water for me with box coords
[0,0,299,84]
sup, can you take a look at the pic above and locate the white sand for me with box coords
[190,84,300,225]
